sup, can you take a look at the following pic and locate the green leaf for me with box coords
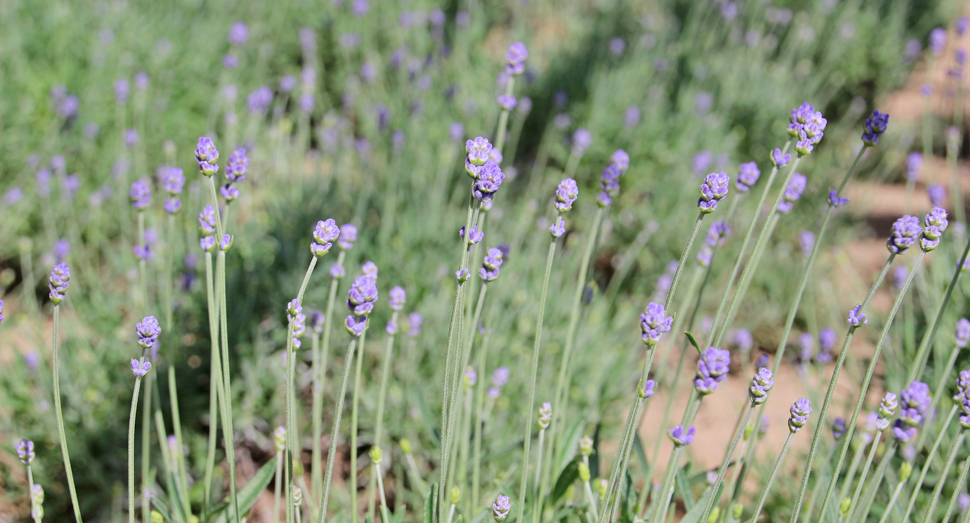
[556,417,587,474]
[416,392,442,446]
[152,494,175,523]
[675,467,696,511]
[679,490,712,523]
[424,482,439,523]
[213,456,278,523]
[551,458,581,505]
[684,331,701,353]
[631,432,650,480]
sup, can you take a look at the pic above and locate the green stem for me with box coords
[275,450,284,523]
[943,455,970,523]
[747,434,794,523]
[374,311,399,449]
[901,405,959,522]
[351,328,368,523]
[217,251,241,523]
[847,431,882,521]
[838,438,867,506]
[286,321,296,523]
[653,394,703,523]
[471,323,494,512]
[920,432,967,523]
[700,403,756,523]
[816,250,926,522]
[319,338,359,523]
[665,211,706,312]
[52,304,83,523]
[854,442,896,523]
[375,462,391,523]
[129,375,144,523]
[203,252,220,512]
[494,78,516,154]
[515,235,558,523]
[875,476,907,523]
[789,252,896,523]
[532,429,545,523]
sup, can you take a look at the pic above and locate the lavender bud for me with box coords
[550,219,566,239]
[312,219,340,257]
[460,225,484,245]
[226,149,249,183]
[466,137,493,170]
[639,379,656,399]
[610,150,630,174]
[195,137,220,176]
[861,110,890,146]
[493,495,512,521]
[799,230,815,257]
[887,215,921,254]
[828,190,849,207]
[733,329,753,352]
[596,192,612,208]
[899,380,932,427]
[694,347,731,395]
[668,425,696,446]
[921,207,948,251]
[408,312,423,337]
[330,263,346,279]
[31,484,44,521]
[492,366,510,388]
[200,236,216,252]
[480,247,505,282]
[538,402,552,429]
[706,221,731,247]
[906,153,923,181]
[957,318,970,348]
[832,417,848,440]
[956,370,970,401]
[848,304,868,327]
[130,180,151,210]
[310,310,325,333]
[579,437,593,457]
[463,366,477,388]
[696,247,713,267]
[473,163,505,202]
[272,426,287,452]
[199,206,217,235]
[930,27,946,56]
[345,315,368,337]
[876,392,898,431]
[456,268,470,282]
[220,184,240,202]
[131,359,152,377]
[16,439,34,465]
[0,299,4,325]
[640,302,673,346]
[219,234,233,251]
[698,172,730,213]
[555,178,579,213]
[755,353,769,371]
[572,129,592,156]
[928,184,946,207]
[347,275,379,317]
[361,261,378,279]
[338,224,358,250]
[505,42,528,76]
[497,94,517,111]
[136,316,162,350]
[771,148,792,168]
[776,173,806,214]
[749,368,774,405]
[49,263,71,304]
[735,162,761,192]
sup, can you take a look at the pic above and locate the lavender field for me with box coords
[3,0,970,522]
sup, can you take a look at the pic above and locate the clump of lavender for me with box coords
[694,347,731,394]
[312,219,340,257]
[893,381,931,442]
[776,173,806,213]
[195,137,220,177]
[920,207,948,251]
[49,263,70,304]
[505,42,528,76]
[735,162,761,192]
[698,172,730,213]
[861,110,890,146]
[345,275,378,337]
[788,103,827,156]
[887,215,921,254]
[668,425,696,446]
[789,398,812,433]
[640,302,673,346]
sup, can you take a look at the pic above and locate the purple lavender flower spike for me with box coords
[640,379,656,398]
[493,494,512,521]
[848,304,868,327]
[668,425,696,446]
[927,184,946,207]
[220,184,240,202]
[312,218,340,257]
[195,137,220,176]
[956,318,970,348]
[408,312,422,337]
[694,347,731,395]
[505,42,528,76]
[134,245,151,260]
[861,110,890,146]
[200,236,216,252]
[921,207,948,251]
[480,247,505,282]
[219,234,233,251]
[345,315,368,338]
[828,189,849,207]
[798,230,815,257]
[330,263,345,279]
[228,22,249,46]
[706,221,731,247]
[595,192,612,208]
[820,328,837,351]
[49,263,71,304]
[876,392,898,431]
[640,302,673,346]
[136,316,161,350]
[549,220,566,239]
[749,368,774,405]
[734,329,753,353]
[611,150,630,174]
[958,370,970,401]
[497,94,517,111]
[226,149,249,183]
[290,310,307,349]
[465,137,493,178]
[131,359,152,377]
[572,129,592,156]
[696,247,713,267]
[199,206,217,235]
[130,180,151,210]
[736,162,761,192]
[17,439,34,465]
[906,153,923,181]
[247,86,273,114]
[887,215,922,254]
[959,17,970,36]
[832,417,848,440]
[776,173,806,214]
[161,166,185,195]
[555,178,579,213]
[898,381,932,432]
[930,28,946,56]
[311,310,325,334]
[698,172,730,213]
[771,148,792,168]
[473,163,505,202]
[460,225,484,245]
[115,78,130,105]
[347,275,379,317]
[755,353,769,371]
[386,321,398,335]
[600,166,621,197]
[789,398,812,433]
[339,224,358,250]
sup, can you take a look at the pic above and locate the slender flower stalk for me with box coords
[875,462,912,523]
[129,316,159,523]
[748,399,811,523]
[921,431,967,523]
[370,447,391,523]
[901,406,960,521]
[943,455,970,522]
[319,338,358,522]
[274,427,287,523]
[531,402,552,523]
[202,249,222,510]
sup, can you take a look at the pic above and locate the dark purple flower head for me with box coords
[668,425,696,446]
[131,359,152,377]
[749,368,774,404]
[848,304,868,327]
[195,137,220,176]
[497,94,517,111]
[338,224,358,250]
[832,417,848,440]
[921,207,948,251]
[220,184,240,202]
[16,439,34,465]
[505,42,528,76]
[473,163,505,202]
[893,419,918,442]
[930,28,946,56]
[706,221,731,247]
[228,22,249,46]
[493,494,512,521]
[698,172,730,213]
[887,215,921,254]
[777,173,806,214]
[572,129,592,156]
[199,206,217,235]
[49,263,70,304]
[226,149,249,183]
[736,162,761,192]
[389,286,406,311]
[771,148,792,168]
[640,302,673,346]
[312,218,340,257]
[957,318,970,348]
[247,86,273,114]
[861,110,890,146]
[460,225,484,245]
[555,178,579,213]
[136,316,162,350]
[611,150,630,174]
[789,398,812,433]
[480,247,505,282]
[130,180,151,210]
[695,346,731,394]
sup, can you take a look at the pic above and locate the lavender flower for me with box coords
[480,247,505,282]
[289,301,307,348]
[538,402,552,429]
[832,418,848,440]
[49,263,71,304]
[572,129,592,157]
[129,180,151,210]
[456,268,470,282]
[200,236,216,252]
[861,110,890,146]
[550,220,566,239]
[505,42,528,76]
[136,316,161,350]
[611,150,630,174]
[386,286,406,312]
[493,495,512,521]
[497,94,517,111]
[820,327,837,351]
[955,370,970,401]
[473,163,505,202]
[734,329,753,352]
[492,366,510,388]
[749,368,774,405]
[771,148,792,168]
[706,221,731,247]
[789,103,827,156]
[960,17,969,36]
[339,224,358,250]
[465,137,493,177]
[930,28,946,56]
[899,381,932,427]
[346,276,379,336]
[693,151,713,176]
[640,302,673,347]
[460,225,484,245]
[906,153,923,181]
[698,172,730,213]
[228,22,249,46]
[928,184,946,207]
[848,304,868,327]
[957,318,970,348]
[131,359,152,377]
[887,215,921,254]
[625,105,641,128]
[799,230,815,257]
[789,398,812,433]
[639,379,657,399]
[124,129,139,148]
[17,439,34,465]
[220,185,240,202]
[115,78,130,104]
[464,366,477,387]
[668,425,696,446]
[408,312,422,337]
[330,263,345,279]
[828,190,849,207]
[312,219,340,257]
[195,137,220,176]
[776,173,806,214]
[247,86,273,114]
[876,392,898,431]
[555,178,579,213]
[311,310,325,333]
[695,346,731,395]
[219,234,233,251]
[736,162,761,192]
[226,149,249,183]
[0,299,4,325]
[199,206,217,235]
[921,207,949,251]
